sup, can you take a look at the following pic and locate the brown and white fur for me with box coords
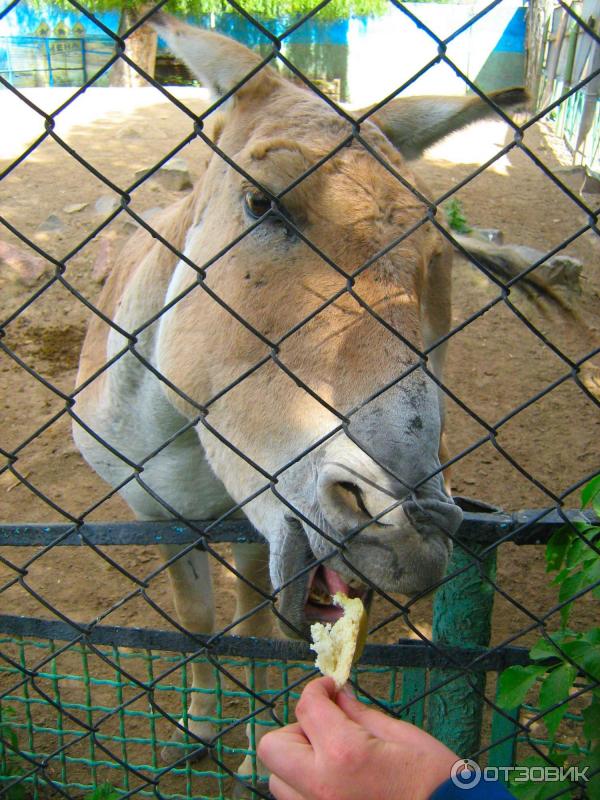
[72,11,525,782]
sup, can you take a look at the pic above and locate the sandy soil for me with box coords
[1,87,599,797]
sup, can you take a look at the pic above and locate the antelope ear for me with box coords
[146,11,278,100]
[356,88,527,159]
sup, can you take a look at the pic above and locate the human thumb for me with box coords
[336,685,409,741]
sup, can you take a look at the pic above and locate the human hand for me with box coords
[258,676,458,800]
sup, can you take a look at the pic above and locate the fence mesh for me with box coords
[1,0,600,798]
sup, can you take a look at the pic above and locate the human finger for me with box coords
[336,687,459,796]
[335,686,414,740]
[295,676,358,744]
[268,773,309,800]
[338,686,458,757]
[260,722,309,745]
[257,725,313,782]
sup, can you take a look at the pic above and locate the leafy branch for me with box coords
[444,198,471,234]
[496,475,600,799]
[0,707,26,800]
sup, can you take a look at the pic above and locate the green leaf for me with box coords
[582,474,600,510]
[546,527,571,572]
[532,781,571,800]
[545,749,568,765]
[558,571,587,625]
[583,699,600,741]
[530,630,579,661]
[551,566,571,586]
[508,781,546,800]
[496,665,546,709]
[566,537,597,569]
[85,785,121,800]
[529,638,561,661]
[444,199,471,233]
[580,649,600,683]
[582,558,600,587]
[10,782,26,800]
[569,521,598,534]
[586,772,600,800]
[508,757,560,800]
[538,663,578,739]
[0,719,20,752]
[580,745,600,800]
[537,629,600,680]
[583,629,600,645]
[549,780,575,800]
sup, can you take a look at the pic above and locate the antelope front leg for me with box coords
[439,430,452,495]
[230,543,274,794]
[160,544,217,764]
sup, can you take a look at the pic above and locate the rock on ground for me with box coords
[95,195,121,216]
[0,240,50,285]
[134,158,193,192]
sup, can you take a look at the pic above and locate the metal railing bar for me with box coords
[0,614,531,669]
[0,509,597,547]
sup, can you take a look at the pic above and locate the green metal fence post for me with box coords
[488,697,519,771]
[428,542,497,757]
[399,668,427,727]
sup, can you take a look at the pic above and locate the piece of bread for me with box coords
[310,593,368,689]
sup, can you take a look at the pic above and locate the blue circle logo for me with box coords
[451,759,482,789]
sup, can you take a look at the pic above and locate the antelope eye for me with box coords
[244,190,272,219]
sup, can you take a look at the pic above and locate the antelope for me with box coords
[72,10,526,789]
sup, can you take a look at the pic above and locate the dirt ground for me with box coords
[1,86,599,797]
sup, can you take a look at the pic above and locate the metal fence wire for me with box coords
[0,0,600,798]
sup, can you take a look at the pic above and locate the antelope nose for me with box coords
[317,464,393,534]
[402,497,463,538]
[317,463,463,540]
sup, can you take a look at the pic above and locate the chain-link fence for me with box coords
[1,0,599,798]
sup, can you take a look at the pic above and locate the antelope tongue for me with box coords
[304,566,351,622]
[304,565,369,624]
[321,566,351,597]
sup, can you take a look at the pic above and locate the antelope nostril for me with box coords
[332,482,392,527]
[403,497,463,538]
[317,465,395,533]
[337,482,372,518]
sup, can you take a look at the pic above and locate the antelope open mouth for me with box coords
[304,564,370,624]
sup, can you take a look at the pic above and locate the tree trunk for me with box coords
[109,7,158,87]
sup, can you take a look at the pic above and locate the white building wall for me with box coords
[346,0,523,107]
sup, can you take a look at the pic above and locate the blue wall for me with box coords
[0,3,350,47]
[0,2,526,100]
[473,7,526,93]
